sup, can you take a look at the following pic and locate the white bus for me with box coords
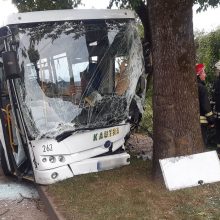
[0,9,145,184]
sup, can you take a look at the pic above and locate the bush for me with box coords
[140,85,153,136]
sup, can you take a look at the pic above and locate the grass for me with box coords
[46,158,220,220]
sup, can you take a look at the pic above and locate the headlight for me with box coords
[58,155,65,163]
[49,156,56,163]
[51,172,58,179]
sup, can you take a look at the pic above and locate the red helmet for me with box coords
[195,63,205,75]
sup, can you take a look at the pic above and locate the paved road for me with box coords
[0,167,49,220]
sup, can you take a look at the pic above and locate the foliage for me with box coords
[108,0,146,9]
[137,23,144,38]
[140,84,153,136]
[196,28,220,82]
[194,0,220,12]
[12,0,82,12]
[109,0,220,11]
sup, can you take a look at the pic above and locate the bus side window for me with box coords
[115,57,129,96]
[0,61,4,89]
[0,61,8,96]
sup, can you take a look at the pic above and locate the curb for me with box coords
[36,185,65,220]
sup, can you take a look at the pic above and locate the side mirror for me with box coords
[136,75,146,96]
[2,51,20,79]
[0,27,9,39]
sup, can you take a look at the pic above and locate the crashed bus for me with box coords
[0,9,146,184]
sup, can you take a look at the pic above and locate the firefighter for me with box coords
[196,63,215,146]
[213,61,220,153]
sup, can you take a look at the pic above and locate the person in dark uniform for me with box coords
[213,61,220,152]
[196,63,215,146]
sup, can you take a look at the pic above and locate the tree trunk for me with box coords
[148,0,204,179]
[134,2,153,87]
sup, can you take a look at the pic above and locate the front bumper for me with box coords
[34,152,130,185]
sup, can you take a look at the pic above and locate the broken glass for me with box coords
[10,19,144,138]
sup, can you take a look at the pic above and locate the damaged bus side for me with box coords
[0,9,146,184]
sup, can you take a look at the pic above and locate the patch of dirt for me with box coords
[0,167,49,220]
[126,133,153,160]
[0,199,49,220]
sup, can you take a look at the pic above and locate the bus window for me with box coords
[0,61,8,95]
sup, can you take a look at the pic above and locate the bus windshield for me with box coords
[11,19,144,138]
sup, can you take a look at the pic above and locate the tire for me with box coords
[0,144,12,176]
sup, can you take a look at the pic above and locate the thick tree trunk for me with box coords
[148,0,204,178]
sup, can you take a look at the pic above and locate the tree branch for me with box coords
[132,1,151,44]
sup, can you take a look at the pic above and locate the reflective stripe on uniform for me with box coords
[214,112,220,119]
[200,116,208,123]
[205,111,213,117]
[200,120,208,123]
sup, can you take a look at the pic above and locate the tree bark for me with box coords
[148,0,205,179]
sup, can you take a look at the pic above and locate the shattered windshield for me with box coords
[12,19,144,138]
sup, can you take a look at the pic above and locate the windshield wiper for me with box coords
[56,130,76,142]
[55,123,127,142]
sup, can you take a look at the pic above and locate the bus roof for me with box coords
[2,9,135,26]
